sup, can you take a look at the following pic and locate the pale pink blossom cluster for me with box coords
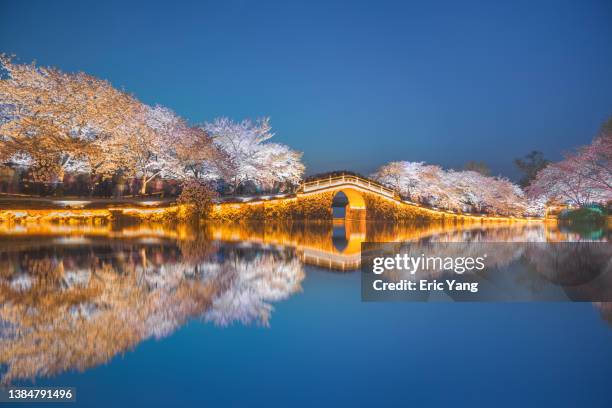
[527,128,612,206]
[372,161,534,216]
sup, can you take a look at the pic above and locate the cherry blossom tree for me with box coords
[253,143,304,191]
[203,117,304,193]
[371,161,528,216]
[371,161,445,203]
[1,55,306,197]
[579,122,612,193]
[527,159,609,206]
[116,104,186,194]
[0,55,136,183]
[527,121,612,206]
[175,126,231,182]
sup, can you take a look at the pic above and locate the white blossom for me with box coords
[204,117,304,192]
[372,161,528,216]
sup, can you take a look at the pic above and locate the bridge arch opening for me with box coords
[332,222,349,252]
[331,191,348,218]
[331,188,366,221]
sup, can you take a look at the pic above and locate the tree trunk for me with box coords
[140,176,147,195]
[89,173,96,198]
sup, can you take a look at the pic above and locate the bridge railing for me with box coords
[301,175,398,199]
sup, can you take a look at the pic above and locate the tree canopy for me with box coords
[0,55,305,196]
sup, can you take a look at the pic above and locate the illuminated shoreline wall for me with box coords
[0,205,188,225]
[0,192,545,224]
[209,192,335,222]
[209,191,543,223]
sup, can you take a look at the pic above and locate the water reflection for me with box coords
[0,220,609,384]
[0,228,304,384]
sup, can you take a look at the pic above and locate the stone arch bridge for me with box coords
[298,173,399,220]
[211,172,538,223]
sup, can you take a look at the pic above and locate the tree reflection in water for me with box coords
[0,220,609,384]
[0,226,304,384]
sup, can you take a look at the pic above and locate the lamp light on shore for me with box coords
[53,200,91,209]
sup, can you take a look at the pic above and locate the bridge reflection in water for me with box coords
[0,219,588,272]
[208,219,367,271]
[208,220,568,271]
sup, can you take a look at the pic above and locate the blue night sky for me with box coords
[1,0,611,178]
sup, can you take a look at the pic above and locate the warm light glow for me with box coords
[52,200,91,208]
[1,175,546,226]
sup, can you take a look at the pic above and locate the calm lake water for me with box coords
[1,221,611,407]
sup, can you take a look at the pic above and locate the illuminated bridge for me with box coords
[297,172,397,219]
[300,173,398,200]
[211,171,545,222]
